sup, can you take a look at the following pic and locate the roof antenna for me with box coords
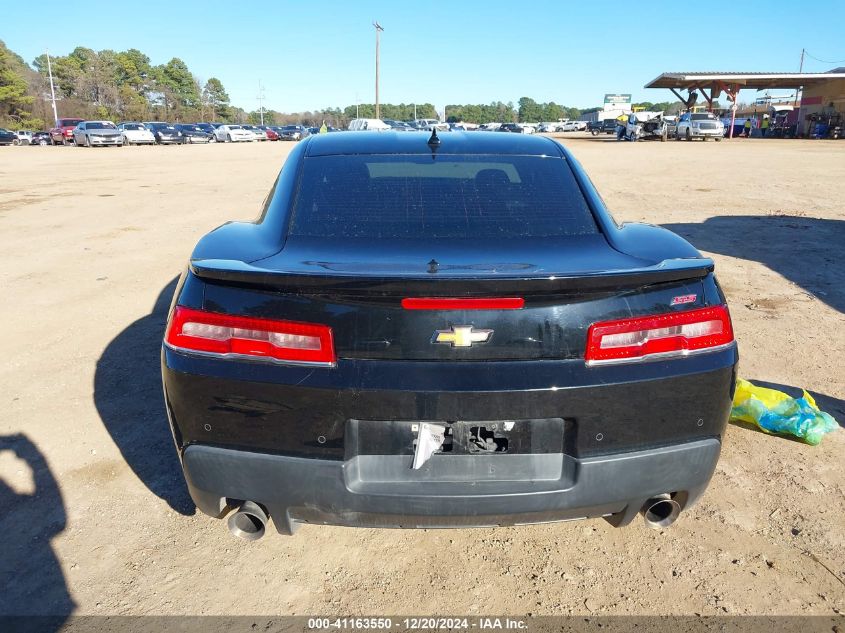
[427,127,441,147]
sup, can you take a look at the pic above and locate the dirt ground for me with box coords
[0,136,843,619]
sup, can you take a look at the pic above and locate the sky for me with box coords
[5,0,845,115]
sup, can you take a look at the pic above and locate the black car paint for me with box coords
[162,131,737,532]
[0,129,16,145]
[145,123,183,144]
[175,124,212,141]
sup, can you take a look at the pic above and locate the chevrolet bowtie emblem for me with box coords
[433,326,493,347]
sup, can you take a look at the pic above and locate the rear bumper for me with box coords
[182,438,721,534]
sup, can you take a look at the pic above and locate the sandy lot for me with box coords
[0,136,843,620]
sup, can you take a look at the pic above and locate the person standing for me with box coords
[744,117,753,138]
[319,120,328,134]
[761,114,769,138]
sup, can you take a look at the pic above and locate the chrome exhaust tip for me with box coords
[641,494,682,529]
[227,501,269,541]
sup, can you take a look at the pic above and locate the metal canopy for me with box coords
[645,71,845,90]
[644,71,845,138]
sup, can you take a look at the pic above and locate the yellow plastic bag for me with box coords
[731,379,838,445]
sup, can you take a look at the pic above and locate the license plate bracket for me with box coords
[350,418,565,457]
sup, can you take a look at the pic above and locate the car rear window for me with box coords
[289,154,597,239]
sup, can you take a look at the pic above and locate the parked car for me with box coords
[0,128,16,145]
[383,119,414,131]
[161,132,737,540]
[13,130,33,145]
[30,131,52,145]
[277,125,311,140]
[241,125,267,141]
[118,122,156,145]
[411,118,448,132]
[258,126,279,141]
[144,122,184,145]
[477,122,501,132]
[176,124,212,143]
[214,124,252,142]
[538,122,561,133]
[561,121,587,132]
[675,112,724,141]
[347,118,391,132]
[192,123,218,140]
[587,120,618,135]
[72,121,123,147]
[49,118,84,145]
[497,123,524,133]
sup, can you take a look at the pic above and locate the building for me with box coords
[580,93,634,122]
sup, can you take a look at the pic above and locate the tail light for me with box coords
[402,297,524,310]
[164,306,335,366]
[585,305,734,365]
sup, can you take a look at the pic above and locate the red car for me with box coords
[49,118,84,145]
[261,126,279,141]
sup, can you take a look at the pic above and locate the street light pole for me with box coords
[45,49,58,127]
[374,21,384,119]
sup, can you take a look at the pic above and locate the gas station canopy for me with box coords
[645,71,845,91]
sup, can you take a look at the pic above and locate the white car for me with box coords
[675,112,724,141]
[118,122,156,145]
[347,118,391,131]
[13,130,33,145]
[214,124,253,142]
[242,125,267,141]
[561,121,587,132]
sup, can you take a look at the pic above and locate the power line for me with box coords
[803,50,845,65]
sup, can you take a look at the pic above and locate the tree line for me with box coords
[1,39,684,131]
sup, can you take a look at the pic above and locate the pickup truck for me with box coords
[588,120,619,135]
[49,118,84,145]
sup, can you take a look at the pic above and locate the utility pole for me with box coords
[796,48,806,136]
[45,49,58,127]
[257,80,266,125]
[374,21,384,119]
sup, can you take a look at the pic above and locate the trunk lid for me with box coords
[195,236,713,361]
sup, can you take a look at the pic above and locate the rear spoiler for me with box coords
[190,257,714,295]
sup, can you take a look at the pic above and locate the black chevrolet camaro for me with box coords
[162,131,738,539]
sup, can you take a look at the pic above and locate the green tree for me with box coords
[518,97,543,122]
[202,77,230,119]
[153,58,200,108]
[0,40,42,129]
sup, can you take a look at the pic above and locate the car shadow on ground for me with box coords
[94,277,195,515]
[0,434,75,630]
[663,215,845,315]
